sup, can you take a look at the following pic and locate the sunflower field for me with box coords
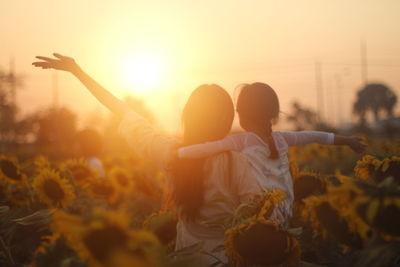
[0,138,399,267]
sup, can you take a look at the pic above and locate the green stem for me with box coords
[0,236,15,265]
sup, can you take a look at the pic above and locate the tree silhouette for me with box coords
[353,83,397,122]
[287,101,335,132]
[0,68,23,146]
[36,107,77,149]
[287,102,318,131]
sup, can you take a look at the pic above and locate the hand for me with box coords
[347,136,367,153]
[32,53,80,73]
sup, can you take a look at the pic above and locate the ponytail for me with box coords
[266,121,279,159]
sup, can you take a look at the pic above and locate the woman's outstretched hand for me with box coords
[33,52,129,116]
[32,53,80,73]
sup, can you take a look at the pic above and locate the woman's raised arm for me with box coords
[33,53,176,168]
[32,53,129,116]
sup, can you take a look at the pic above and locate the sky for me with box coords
[2,0,400,133]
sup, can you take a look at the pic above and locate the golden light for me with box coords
[120,52,166,94]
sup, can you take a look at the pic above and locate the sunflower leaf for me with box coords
[211,245,225,253]
[287,227,303,237]
[13,209,54,226]
[169,241,204,257]
[0,206,9,214]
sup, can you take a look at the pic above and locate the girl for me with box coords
[178,82,366,222]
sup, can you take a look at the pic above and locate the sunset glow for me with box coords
[120,52,166,94]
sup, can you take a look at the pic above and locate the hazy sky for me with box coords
[2,0,400,133]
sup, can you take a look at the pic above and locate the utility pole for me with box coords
[315,61,324,123]
[9,58,17,143]
[9,58,17,108]
[327,76,335,126]
[52,71,59,107]
[361,39,368,85]
[335,73,343,127]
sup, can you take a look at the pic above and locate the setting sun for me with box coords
[120,52,166,94]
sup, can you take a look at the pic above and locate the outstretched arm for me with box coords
[33,53,176,168]
[178,136,241,159]
[32,53,129,116]
[280,131,366,153]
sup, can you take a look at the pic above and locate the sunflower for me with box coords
[53,209,162,267]
[33,168,75,208]
[327,175,362,209]
[5,184,33,207]
[351,184,400,241]
[0,155,26,184]
[108,166,134,193]
[33,155,51,169]
[87,178,119,204]
[61,158,99,187]
[326,176,373,242]
[375,197,400,241]
[354,155,382,180]
[225,217,300,266]
[34,233,61,256]
[233,190,285,224]
[257,190,286,222]
[377,156,400,184]
[302,195,363,249]
[293,172,327,203]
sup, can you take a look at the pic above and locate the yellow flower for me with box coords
[378,156,400,184]
[33,168,75,208]
[354,155,382,180]
[5,184,32,207]
[225,218,300,266]
[327,178,372,243]
[257,190,285,221]
[34,233,61,256]
[0,155,26,184]
[53,209,163,267]
[108,166,134,193]
[61,158,99,187]
[293,172,327,203]
[87,178,119,204]
[327,175,363,210]
[302,195,363,249]
[353,193,400,241]
[33,155,51,169]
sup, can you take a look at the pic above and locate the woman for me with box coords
[32,53,263,265]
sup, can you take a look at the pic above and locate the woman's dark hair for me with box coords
[170,84,234,221]
[236,82,280,159]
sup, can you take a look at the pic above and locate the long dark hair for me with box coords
[236,82,280,159]
[170,84,234,221]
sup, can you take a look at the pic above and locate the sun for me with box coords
[121,53,166,94]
